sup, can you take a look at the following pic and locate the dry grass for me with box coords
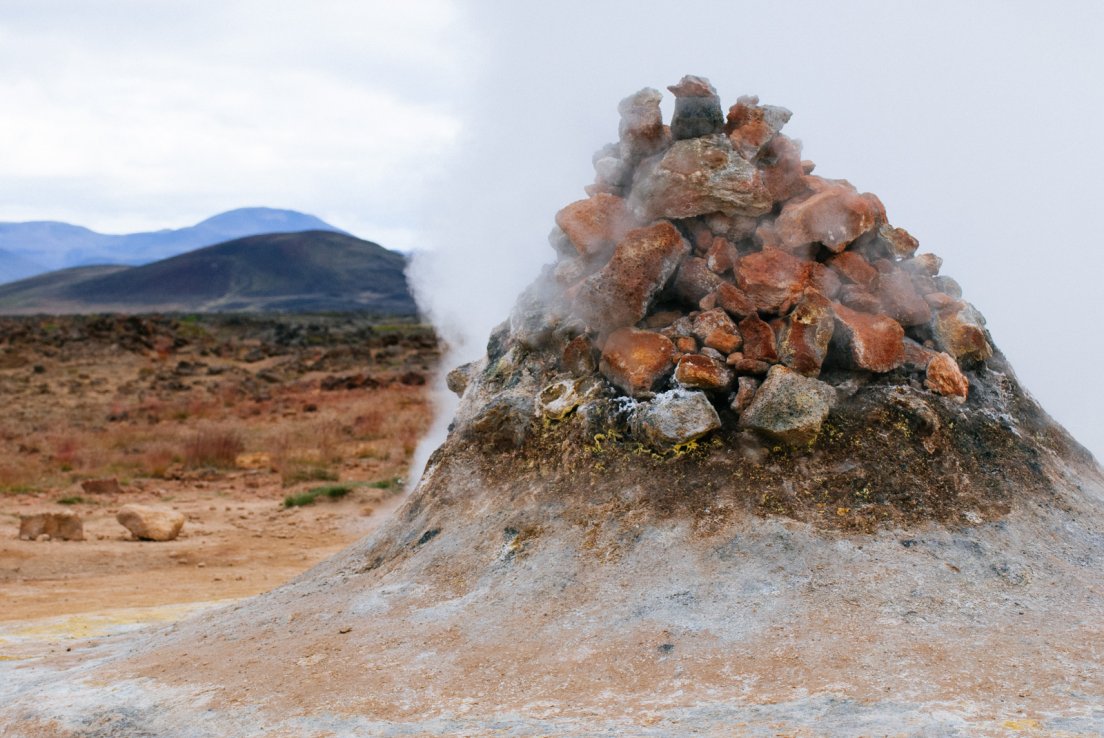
[183,427,245,469]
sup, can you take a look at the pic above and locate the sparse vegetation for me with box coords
[183,428,245,469]
[283,483,354,508]
[56,495,84,505]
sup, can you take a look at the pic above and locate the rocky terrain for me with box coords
[2,77,1103,736]
[0,314,438,621]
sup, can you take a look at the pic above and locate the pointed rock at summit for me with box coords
[574,221,690,332]
[629,135,773,221]
[724,94,793,160]
[617,87,668,165]
[668,75,725,140]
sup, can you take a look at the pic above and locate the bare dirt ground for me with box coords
[0,314,439,622]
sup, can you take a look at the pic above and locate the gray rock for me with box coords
[667,75,724,140]
[739,365,836,445]
[631,388,721,448]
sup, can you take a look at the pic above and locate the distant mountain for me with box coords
[0,207,348,282]
[0,248,46,284]
[0,231,416,316]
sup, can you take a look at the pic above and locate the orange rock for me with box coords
[562,335,598,376]
[675,336,698,354]
[838,284,884,314]
[554,193,631,258]
[675,353,734,391]
[734,249,807,313]
[692,308,737,341]
[759,134,807,203]
[774,183,879,253]
[574,221,690,331]
[704,328,742,354]
[931,301,993,363]
[779,290,835,377]
[737,314,780,363]
[832,302,905,373]
[599,328,676,398]
[726,353,771,375]
[925,351,969,402]
[826,251,878,288]
[877,271,932,326]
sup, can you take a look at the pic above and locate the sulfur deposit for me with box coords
[3,77,1104,737]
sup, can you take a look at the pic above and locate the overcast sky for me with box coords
[2,1,1102,462]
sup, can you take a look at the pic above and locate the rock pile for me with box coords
[485,75,994,449]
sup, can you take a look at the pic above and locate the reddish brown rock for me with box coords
[878,271,933,326]
[714,282,756,319]
[725,353,771,375]
[698,292,718,311]
[832,302,905,373]
[778,290,835,377]
[802,261,842,301]
[724,95,793,159]
[675,353,734,391]
[687,220,715,254]
[901,253,943,277]
[826,251,878,288]
[629,136,773,221]
[925,351,969,402]
[669,256,724,306]
[737,314,779,363]
[734,249,806,313]
[729,375,761,414]
[931,302,993,363]
[554,193,631,258]
[562,335,598,376]
[838,284,884,314]
[924,292,957,310]
[668,75,724,140]
[574,221,690,331]
[705,236,738,274]
[81,478,122,495]
[617,87,667,164]
[599,328,676,398]
[692,308,737,341]
[759,134,807,203]
[902,337,937,372]
[773,183,879,253]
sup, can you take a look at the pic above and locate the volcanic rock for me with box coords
[669,256,723,305]
[878,271,932,326]
[739,365,836,445]
[724,94,793,160]
[617,88,667,165]
[826,251,878,288]
[19,512,83,542]
[630,388,721,448]
[554,193,631,258]
[667,75,724,140]
[901,337,937,371]
[730,375,760,414]
[704,236,738,275]
[538,378,598,420]
[832,302,905,372]
[599,327,675,397]
[561,335,598,376]
[737,314,779,363]
[714,282,756,319]
[674,353,733,391]
[630,135,773,221]
[734,249,806,313]
[758,133,807,203]
[774,182,880,253]
[116,504,185,542]
[778,290,835,376]
[574,221,690,332]
[924,351,969,402]
[931,301,993,363]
